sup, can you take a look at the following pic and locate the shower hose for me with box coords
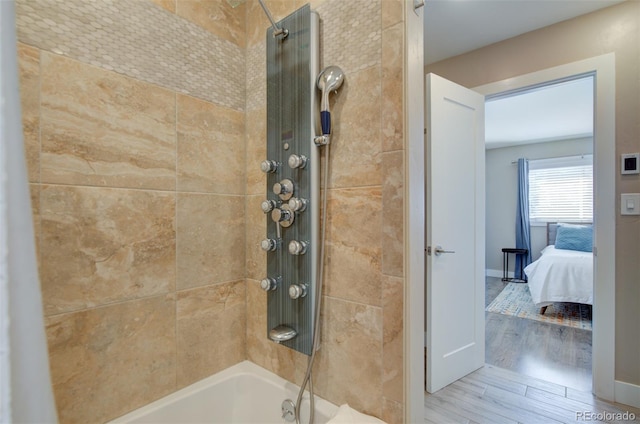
[294,141,330,424]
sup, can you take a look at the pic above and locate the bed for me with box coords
[523,222,593,314]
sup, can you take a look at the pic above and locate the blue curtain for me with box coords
[515,158,532,279]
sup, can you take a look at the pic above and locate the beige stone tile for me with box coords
[327,66,382,188]
[177,280,246,387]
[382,151,403,277]
[382,0,403,29]
[45,295,176,424]
[381,23,404,152]
[176,193,245,290]
[246,0,303,47]
[40,53,176,191]
[150,0,176,13]
[246,195,268,281]
[324,187,382,306]
[18,42,40,183]
[246,279,308,384]
[245,279,266,357]
[176,0,246,48]
[29,183,40,262]
[40,185,176,315]
[382,398,404,424]
[245,108,267,195]
[177,95,245,195]
[313,296,383,418]
[383,275,403,403]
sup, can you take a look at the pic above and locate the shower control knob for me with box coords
[288,154,308,169]
[289,284,307,299]
[273,179,294,201]
[288,240,308,256]
[271,207,294,227]
[261,199,276,213]
[260,238,277,252]
[288,197,307,212]
[260,160,278,173]
[260,277,278,292]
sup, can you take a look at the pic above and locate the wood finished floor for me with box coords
[484,277,592,391]
[423,278,638,423]
[424,364,640,423]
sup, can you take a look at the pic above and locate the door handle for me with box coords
[434,245,455,256]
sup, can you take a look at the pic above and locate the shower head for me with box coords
[317,66,345,136]
[317,66,345,100]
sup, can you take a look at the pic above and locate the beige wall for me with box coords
[17,0,405,423]
[426,1,640,386]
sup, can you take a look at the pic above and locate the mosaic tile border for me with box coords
[316,0,381,75]
[16,0,245,111]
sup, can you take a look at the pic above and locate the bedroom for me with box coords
[484,76,594,391]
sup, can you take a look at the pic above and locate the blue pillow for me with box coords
[554,223,593,252]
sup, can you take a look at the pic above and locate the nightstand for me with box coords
[501,248,528,283]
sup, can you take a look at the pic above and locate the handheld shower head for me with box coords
[316,66,344,136]
[317,66,344,112]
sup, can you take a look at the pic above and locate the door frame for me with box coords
[472,54,616,401]
[405,53,616,422]
[404,1,425,422]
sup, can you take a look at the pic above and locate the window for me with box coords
[528,155,593,224]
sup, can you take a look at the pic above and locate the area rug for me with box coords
[486,283,592,330]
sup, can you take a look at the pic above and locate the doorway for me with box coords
[483,76,595,391]
[408,54,617,421]
[472,56,616,402]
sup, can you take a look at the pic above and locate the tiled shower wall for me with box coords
[17,0,405,423]
[17,1,247,422]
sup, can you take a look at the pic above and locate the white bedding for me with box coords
[524,245,593,307]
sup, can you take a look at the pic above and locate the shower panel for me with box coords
[260,4,319,356]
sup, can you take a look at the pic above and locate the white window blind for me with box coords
[528,155,593,223]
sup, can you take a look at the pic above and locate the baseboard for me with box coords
[615,380,640,408]
[486,269,513,279]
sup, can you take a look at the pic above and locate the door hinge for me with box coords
[424,128,427,135]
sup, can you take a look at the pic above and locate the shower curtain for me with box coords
[0,2,58,422]
[515,158,532,279]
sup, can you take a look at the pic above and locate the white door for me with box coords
[425,73,485,393]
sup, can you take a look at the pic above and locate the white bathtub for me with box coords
[110,361,339,424]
